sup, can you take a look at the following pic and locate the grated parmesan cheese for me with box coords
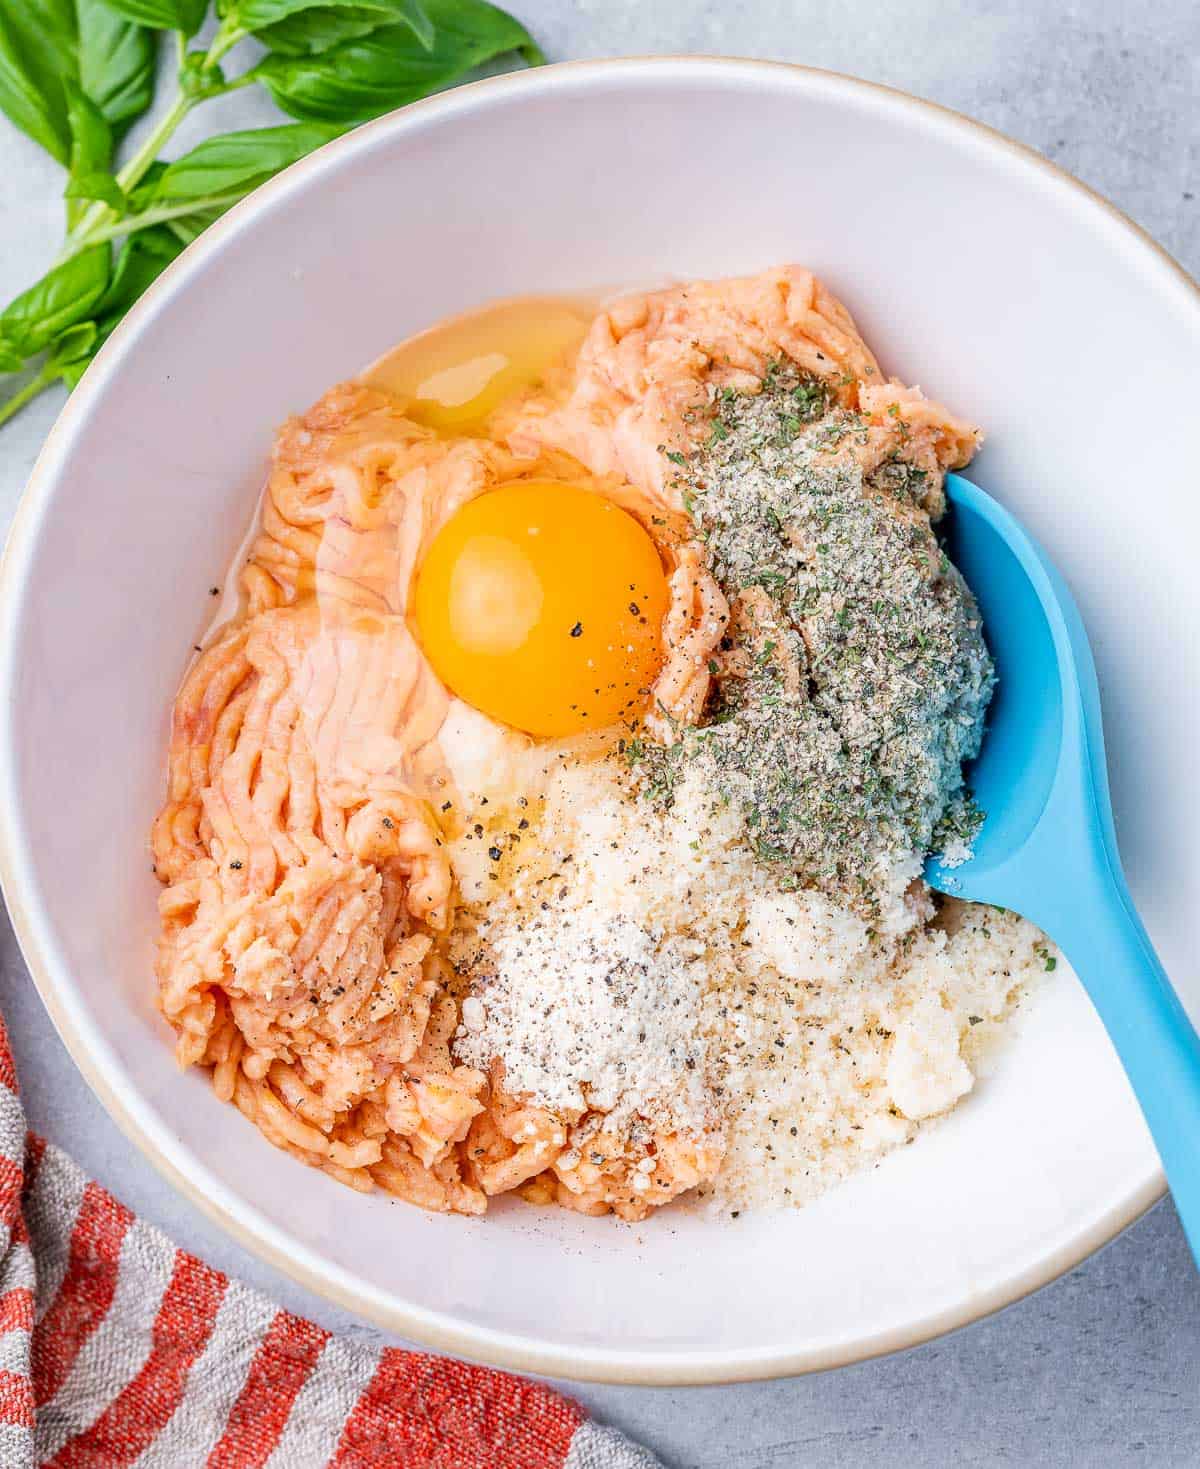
[453,902,711,1134]
[448,756,1051,1213]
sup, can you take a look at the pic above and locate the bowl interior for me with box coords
[2,60,1197,1382]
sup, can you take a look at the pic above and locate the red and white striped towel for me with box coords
[0,1020,661,1468]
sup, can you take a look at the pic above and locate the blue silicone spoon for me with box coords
[925,473,1200,1262]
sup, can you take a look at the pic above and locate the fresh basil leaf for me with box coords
[250,0,542,125]
[93,0,209,36]
[48,321,100,387]
[254,5,388,55]
[65,79,112,172]
[78,0,156,138]
[95,225,183,321]
[149,120,340,200]
[0,243,110,356]
[124,157,166,206]
[0,0,154,160]
[125,156,181,212]
[64,167,127,208]
[49,319,99,362]
[235,0,433,49]
[57,356,91,389]
[177,51,235,102]
[50,225,186,386]
[162,204,226,243]
[433,0,541,66]
[63,80,115,224]
[0,0,79,163]
[0,344,22,374]
[60,357,95,388]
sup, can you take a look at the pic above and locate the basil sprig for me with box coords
[252,0,539,120]
[0,0,542,428]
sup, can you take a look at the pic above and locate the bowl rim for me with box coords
[1,54,1196,1386]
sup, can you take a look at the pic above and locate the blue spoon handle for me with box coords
[1053,872,1200,1262]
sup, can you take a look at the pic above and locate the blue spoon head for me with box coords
[925,475,1068,904]
[926,488,1199,1268]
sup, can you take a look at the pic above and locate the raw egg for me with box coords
[414,481,669,737]
[361,297,590,435]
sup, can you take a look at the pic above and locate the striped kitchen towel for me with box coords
[0,1021,661,1468]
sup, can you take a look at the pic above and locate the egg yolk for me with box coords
[414,481,670,737]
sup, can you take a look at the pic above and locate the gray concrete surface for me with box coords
[2,3,1198,1464]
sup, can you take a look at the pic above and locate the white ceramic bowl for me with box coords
[2,58,1198,1385]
